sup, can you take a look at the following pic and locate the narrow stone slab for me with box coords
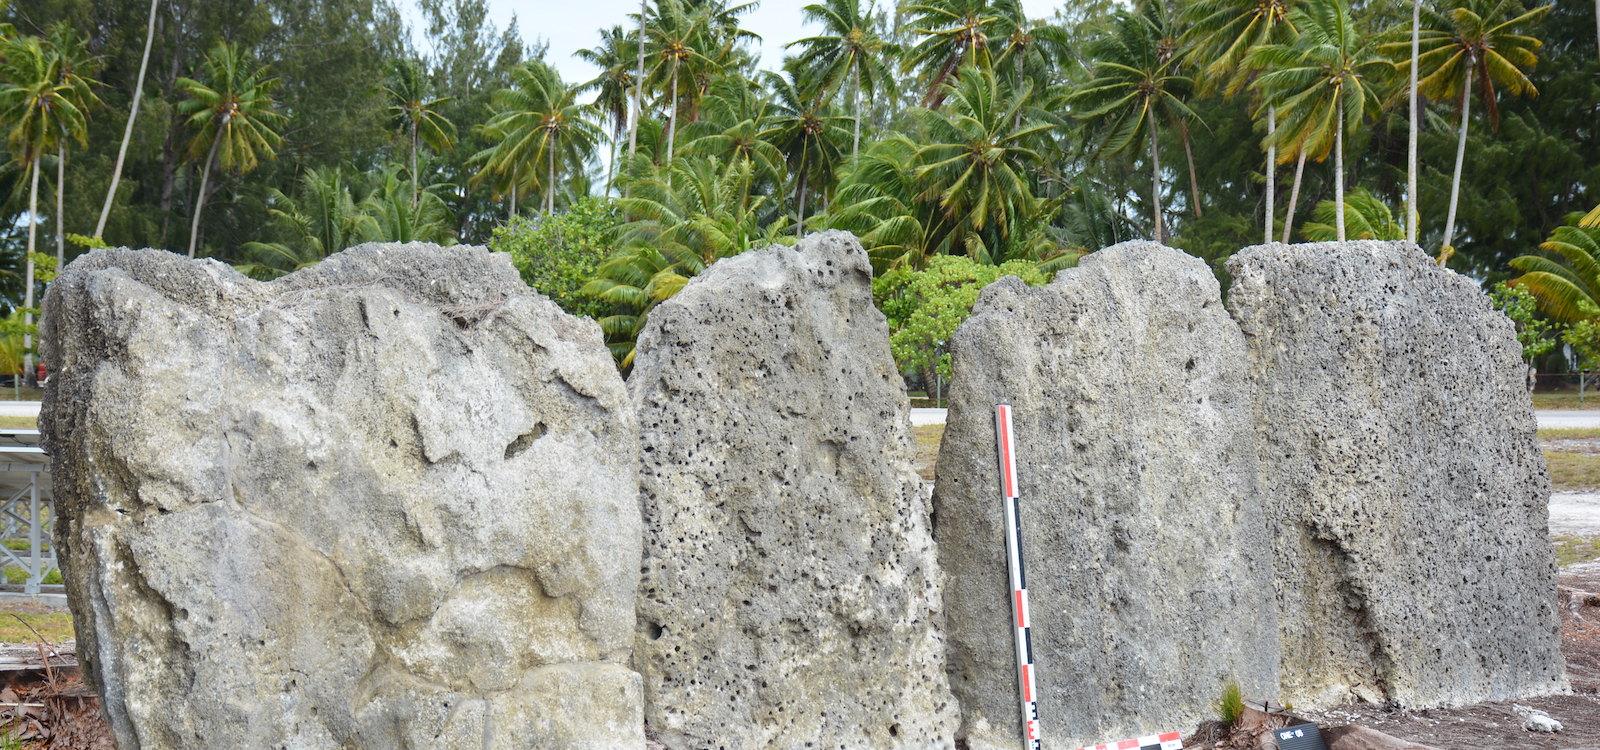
[41,244,644,748]
[631,231,959,748]
[1227,240,1566,708]
[935,241,1278,748]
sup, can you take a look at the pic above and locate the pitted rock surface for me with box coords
[630,231,959,748]
[933,241,1278,748]
[41,244,644,749]
[1227,240,1566,708]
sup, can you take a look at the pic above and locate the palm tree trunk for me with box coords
[628,0,647,160]
[95,0,159,239]
[1441,65,1473,254]
[1148,121,1164,244]
[509,182,517,219]
[24,157,39,385]
[1281,151,1307,243]
[665,61,680,164]
[796,147,809,238]
[606,128,619,196]
[1265,108,1276,243]
[410,119,420,210]
[1335,115,1346,242]
[1406,0,1421,244]
[851,65,862,158]
[55,142,66,270]
[187,129,224,259]
[547,138,556,213]
[1180,119,1201,218]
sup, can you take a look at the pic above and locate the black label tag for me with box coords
[1273,723,1327,750]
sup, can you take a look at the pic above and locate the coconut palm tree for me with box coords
[991,0,1070,91]
[787,0,899,157]
[94,0,158,240]
[643,0,722,164]
[43,24,101,269]
[176,42,285,258]
[913,65,1053,254]
[1406,0,1421,244]
[902,0,998,106]
[237,167,376,280]
[579,25,638,194]
[762,68,852,236]
[1250,0,1387,241]
[1302,188,1404,241]
[585,157,792,367]
[684,79,786,183]
[1389,0,1550,257]
[384,59,456,209]
[1509,220,1600,324]
[1070,7,1200,243]
[362,165,457,245]
[0,35,88,381]
[1183,0,1297,241]
[479,61,602,215]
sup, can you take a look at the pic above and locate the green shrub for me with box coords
[489,198,620,319]
[874,255,1050,385]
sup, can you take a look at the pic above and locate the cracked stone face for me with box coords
[934,242,1278,749]
[41,244,644,749]
[1227,240,1567,709]
[629,232,960,748]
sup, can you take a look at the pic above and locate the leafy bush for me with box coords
[490,197,619,319]
[1490,281,1558,369]
[874,255,1051,386]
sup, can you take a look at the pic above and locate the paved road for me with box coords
[1538,410,1600,429]
[0,402,39,418]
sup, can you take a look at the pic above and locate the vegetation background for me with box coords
[1,0,1597,379]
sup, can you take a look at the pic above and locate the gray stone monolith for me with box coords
[630,231,959,748]
[935,241,1279,749]
[41,244,644,749]
[1227,240,1566,708]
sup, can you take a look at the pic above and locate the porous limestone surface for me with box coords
[1227,240,1566,709]
[41,244,644,749]
[934,241,1278,749]
[630,231,959,748]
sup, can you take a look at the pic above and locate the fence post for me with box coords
[27,472,40,596]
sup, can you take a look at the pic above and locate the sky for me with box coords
[407,0,1065,86]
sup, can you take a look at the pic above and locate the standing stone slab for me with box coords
[631,231,958,748]
[935,241,1278,749]
[41,244,644,749]
[1227,241,1566,708]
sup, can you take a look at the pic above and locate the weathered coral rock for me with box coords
[934,241,1279,749]
[1227,240,1566,708]
[630,231,959,748]
[41,244,644,748]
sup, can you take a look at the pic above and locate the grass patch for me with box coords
[1555,535,1600,567]
[1534,392,1600,410]
[0,610,72,643]
[912,424,943,481]
[1,566,61,586]
[1541,427,1600,440]
[1546,451,1600,490]
[0,416,35,430]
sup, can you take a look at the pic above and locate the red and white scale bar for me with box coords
[994,404,1040,750]
[1075,731,1184,750]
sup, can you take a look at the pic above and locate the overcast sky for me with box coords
[407,0,1065,86]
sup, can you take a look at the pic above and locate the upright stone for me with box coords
[1227,240,1566,708]
[41,244,644,749]
[631,231,958,748]
[935,241,1279,748]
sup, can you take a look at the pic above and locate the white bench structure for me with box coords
[0,428,55,595]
